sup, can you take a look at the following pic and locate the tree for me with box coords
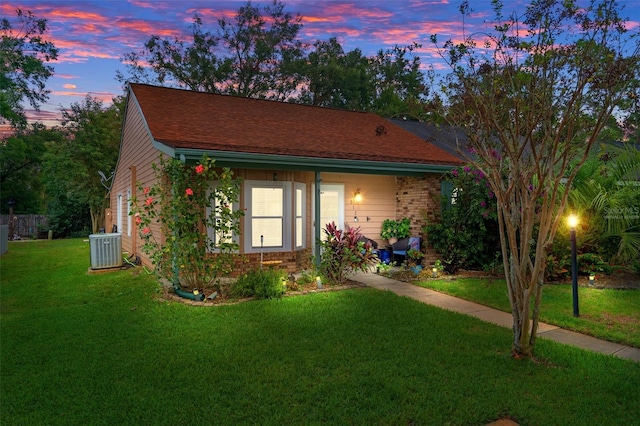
[119,0,305,100]
[46,96,123,234]
[296,39,432,116]
[370,43,430,118]
[1,9,58,129]
[296,37,373,110]
[217,0,305,99]
[432,0,640,357]
[118,15,224,92]
[0,123,63,214]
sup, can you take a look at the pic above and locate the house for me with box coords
[388,118,467,161]
[108,83,464,274]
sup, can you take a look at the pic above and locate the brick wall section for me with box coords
[221,248,314,277]
[396,174,443,266]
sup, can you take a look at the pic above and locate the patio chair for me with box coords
[391,236,421,264]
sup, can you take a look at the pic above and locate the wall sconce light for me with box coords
[352,188,362,223]
[353,188,362,204]
[273,172,278,181]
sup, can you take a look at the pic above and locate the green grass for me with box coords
[1,239,640,425]
[416,276,640,348]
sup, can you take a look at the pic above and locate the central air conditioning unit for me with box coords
[89,233,122,269]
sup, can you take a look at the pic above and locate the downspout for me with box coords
[314,171,322,269]
[130,166,137,260]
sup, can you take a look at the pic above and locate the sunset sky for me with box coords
[2,0,640,128]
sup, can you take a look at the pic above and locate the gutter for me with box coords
[152,142,458,176]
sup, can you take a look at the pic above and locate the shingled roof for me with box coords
[128,83,463,175]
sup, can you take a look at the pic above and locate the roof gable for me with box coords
[127,84,463,173]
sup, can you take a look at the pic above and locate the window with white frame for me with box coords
[294,183,306,249]
[244,180,295,252]
[206,183,239,251]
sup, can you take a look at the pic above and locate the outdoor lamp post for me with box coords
[568,214,579,317]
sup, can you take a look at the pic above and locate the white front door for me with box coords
[313,183,344,240]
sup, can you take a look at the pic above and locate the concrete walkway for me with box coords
[351,272,640,363]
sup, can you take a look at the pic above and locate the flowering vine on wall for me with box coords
[131,155,243,293]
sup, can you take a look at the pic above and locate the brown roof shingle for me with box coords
[130,83,463,166]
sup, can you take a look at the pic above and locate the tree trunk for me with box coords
[90,207,105,234]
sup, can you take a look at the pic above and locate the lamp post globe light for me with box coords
[568,214,579,317]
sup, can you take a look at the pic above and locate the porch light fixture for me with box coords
[568,214,579,317]
[352,188,362,222]
[353,188,362,204]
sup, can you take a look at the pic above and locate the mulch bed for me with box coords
[161,278,367,306]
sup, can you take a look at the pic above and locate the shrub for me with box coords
[578,253,613,275]
[425,165,500,274]
[230,268,286,300]
[545,254,570,281]
[319,222,377,284]
[381,217,411,240]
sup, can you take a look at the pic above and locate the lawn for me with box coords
[1,239,639,425]
[415,276,640,348]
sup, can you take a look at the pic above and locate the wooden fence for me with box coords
[0,215,50,239]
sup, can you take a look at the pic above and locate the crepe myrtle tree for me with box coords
[431,0,640,357]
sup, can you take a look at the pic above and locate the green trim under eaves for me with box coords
[156,142,457,176]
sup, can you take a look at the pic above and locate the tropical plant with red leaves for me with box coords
[319,221,377,284]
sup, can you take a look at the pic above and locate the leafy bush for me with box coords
[425,166,500,274]
[380,217,411,240]
[545,254,570,281]
[230,268,286,300]
[319,222,377,284]
[578,253,613,275]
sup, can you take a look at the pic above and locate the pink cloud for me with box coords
[52,91,116,104]
[56,73,78,79]
[62,83,76,89]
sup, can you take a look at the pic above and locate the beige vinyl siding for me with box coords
[319,173,395,247]
[111,97,165,268]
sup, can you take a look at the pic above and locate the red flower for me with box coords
[186,188,193,196]
[142,227,151,235]
[143,187,150,195]
[195,164,204,174]
[145,197,153,206]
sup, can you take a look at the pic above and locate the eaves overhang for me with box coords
[152,140,457,176]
